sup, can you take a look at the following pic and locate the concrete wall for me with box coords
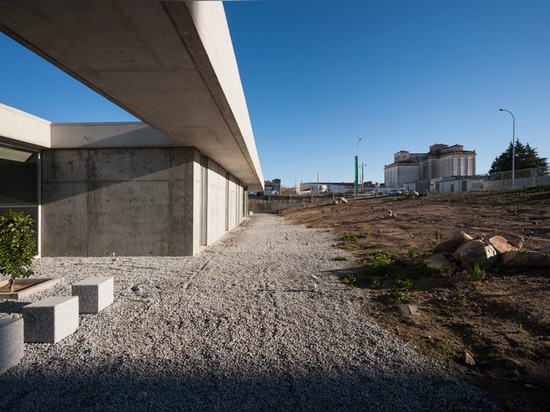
[41,145,247,257]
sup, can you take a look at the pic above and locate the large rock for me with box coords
[488,235,519,254]
[456,240,498,270]
[501,250,550,268]
[503,233,524,249]
[425,254,452,272]
[434,231,473,254]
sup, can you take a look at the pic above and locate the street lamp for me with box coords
[355,138,361,196]
[499,108,516,188]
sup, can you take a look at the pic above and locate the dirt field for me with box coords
[277,189,550,411]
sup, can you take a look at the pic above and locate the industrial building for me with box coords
[384,144,476,190]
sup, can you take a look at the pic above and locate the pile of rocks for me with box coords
[426,231,550,273]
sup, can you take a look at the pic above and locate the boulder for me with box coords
[425,254,452,272]
[488,235,519,254]
[434,231,473,254]
[501,250,550,268]
[456,239,498,270]
[501,233,524,249]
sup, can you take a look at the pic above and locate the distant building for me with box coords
[384,144,476,189]
[296,182,352,194]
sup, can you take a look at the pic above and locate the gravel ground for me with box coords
[0,214,497,411]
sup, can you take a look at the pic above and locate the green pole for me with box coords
[354,155,358,196]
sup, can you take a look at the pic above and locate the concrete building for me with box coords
[384,144,476,189]
[0,1,263,257]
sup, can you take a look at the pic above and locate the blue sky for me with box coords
[2,1,550,187]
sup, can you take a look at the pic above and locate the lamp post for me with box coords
[499,108,515,188]
[355,138,361,196]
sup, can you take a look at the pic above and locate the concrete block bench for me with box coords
[23,296,79,343]
[72,277,114,314]
[0,318,24,375]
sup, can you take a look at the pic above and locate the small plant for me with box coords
[366,276,382,289]
[396,278,413,289]
[407,248,416,259]
[386,288,411,304]
[522,348,534,359]
[435,229,444,242]
[385,278,413,304]
[342,274,357,289]
[0,210,36,291]
[517,324,524,334]
[334,256,349,261]
[469,263,486,281]
[365,250,398,276]
[473,215,481,225]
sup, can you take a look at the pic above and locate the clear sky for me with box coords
[2,1,550,188]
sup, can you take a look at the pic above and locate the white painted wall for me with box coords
[0,103,51,147]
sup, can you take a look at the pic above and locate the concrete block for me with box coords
[72,277,114,314]
[23,296,79,343]
[0,318,24,375]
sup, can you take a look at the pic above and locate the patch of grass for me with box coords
[407,248,416,259]
[521,348,535,359]
[341,233,358,242]
[436,342,455,358]
[334,256,349,261]
[341,232,371,243]
[435,229,444,242]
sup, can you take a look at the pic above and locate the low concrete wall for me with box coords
[249,202,308,214]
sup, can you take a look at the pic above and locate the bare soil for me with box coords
[277,189,550,411]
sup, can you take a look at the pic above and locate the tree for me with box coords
[0,210,36,291]
[489,140,548,175]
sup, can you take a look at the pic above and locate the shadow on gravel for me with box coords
[0,300,29,314]
[0,364,498,412]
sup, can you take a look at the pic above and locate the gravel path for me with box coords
[0,214,497,411]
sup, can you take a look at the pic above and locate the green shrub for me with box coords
[365,250,398,276]
[0,210,36,283]
[342,274,357,289]
[386,288,411,304]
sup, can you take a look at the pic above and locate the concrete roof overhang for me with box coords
[0,1,263,190]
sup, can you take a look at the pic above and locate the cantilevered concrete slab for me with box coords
[0,1,263,190]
